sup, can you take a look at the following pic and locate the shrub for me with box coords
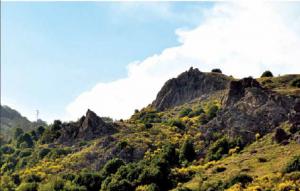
[39,148,51,159]
[261,70,273,77]
[17,133,34,148]
[52,120,62,131]
[211,69,222,73]
[1,145,15,154]
[274,128,289,143]
[257,157,267,163]
[206,137,230,161]
[213,166,227,173]
[144,123,153,129]
[283,155,300,173]
[23,174,42,183]
[179,108,192,117]
[168,119,186,130]
[49,148,71,158]
[19,149,32,158]
[40,129,61,144]
[290,78,300,88]
[14,128,24,139]
[179,139,196,163]
[136,184,159,191]
[39,177,64,191]
[16,182,38,191]
[277,180,298,191]
[207,105,219,120]
[105,178,133,191]
[198,114,209,125]
[73,172,103,191]
[37,126,45,137]
[101,158,125,177]
[136,111,161,124]
[225,174,253,188]
[188,107,204,118]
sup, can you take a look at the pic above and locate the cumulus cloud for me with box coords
[65,2,300,121]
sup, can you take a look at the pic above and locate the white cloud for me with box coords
[65,1,300,121]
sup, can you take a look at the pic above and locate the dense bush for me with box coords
[206,138,230,161]
[261,70,273,77]
[38,148,51,159]
[37,126,45,137]
[290,78,300,88]
[283,155,300,173]
[17,133,34,148]
[19,149,32,158]
[52,120,62,131]
[39,177,64,191]
[188,107,204,118]
[16,182,38,191]
[73,172,103,191]
[136,111,161,124]
[211,69,222,73]
[40,129,61,144]
[23,174,42,183]
[1,145,15,154]
[49,148,71,158]
[168,119,186,130]
[14,128,24,139]
[225,174,253,188]
[179,108,192,117]
[179,139,196,163]
[274,128,289,143]
[207,137,244,162]
[207,105,219,120]
[101,158,125,177]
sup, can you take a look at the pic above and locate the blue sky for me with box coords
[1,2,212,122]
[2,2,300,123]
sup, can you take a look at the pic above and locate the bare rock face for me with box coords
[289,99,300,134]
[223,77,262,107]
[152,67,231,111]
[58,109,116,143]
[204,77,295,143]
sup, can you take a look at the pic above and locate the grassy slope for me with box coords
[179,131,300,190]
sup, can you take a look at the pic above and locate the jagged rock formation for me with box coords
[152,67,231,111]
[204,77,295,143]
[58,109,116,143]
[290,100,300,133]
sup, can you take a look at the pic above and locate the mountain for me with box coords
[152,67,231,111]
[0,105,47,141]
[1,68,300,191]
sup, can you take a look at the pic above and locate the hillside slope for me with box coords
[0,69,300,191]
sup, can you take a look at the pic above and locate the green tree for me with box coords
[14,128,24,139]
[179,139,196,163]
[17,133,34,148]
[211,68,222,73]
[261,70,273,77]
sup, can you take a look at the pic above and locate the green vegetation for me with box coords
[211,68,222,73]
[261,70,273,77]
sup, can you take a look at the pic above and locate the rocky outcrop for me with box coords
[204,77,295,143]
[223,77,262,107]
[58,109,116,143]
[289,100,300,133]
[152,67,231,111]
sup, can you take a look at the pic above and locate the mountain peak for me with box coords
[152,67,231,111]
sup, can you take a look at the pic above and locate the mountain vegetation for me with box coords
[1,68,300,191]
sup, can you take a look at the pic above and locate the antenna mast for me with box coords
[36,110,39,121]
